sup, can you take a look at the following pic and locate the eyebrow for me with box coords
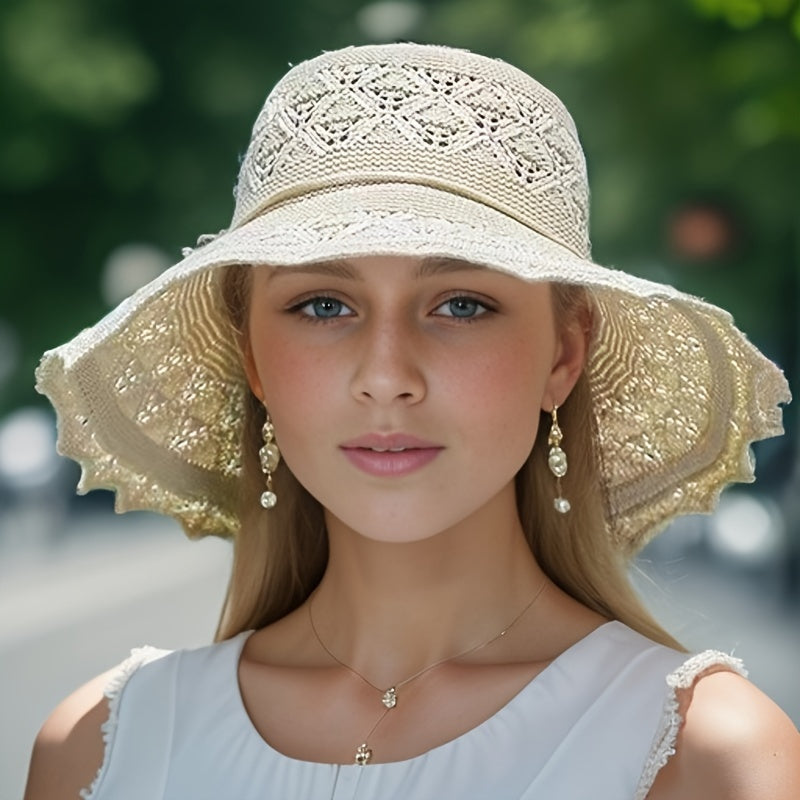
[270,261,361,280]
[416,257,486,278]
[269,257,486,281]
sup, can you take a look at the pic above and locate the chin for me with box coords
[325,495,492,546]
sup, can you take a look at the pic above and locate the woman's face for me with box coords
[244,255,584,543]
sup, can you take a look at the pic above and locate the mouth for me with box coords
[359,446,415,453]
[339,435,443,477]
[340,433,441,451]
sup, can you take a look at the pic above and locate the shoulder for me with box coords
[24,669,114,800]
[649,669,800,800]
[24,646,172,800]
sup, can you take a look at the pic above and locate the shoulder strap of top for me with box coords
[634,650,748,800]
[80,646,172,800]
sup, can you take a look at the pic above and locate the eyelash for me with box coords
[286,294,496,323]
[287,295,354,322]
[436,294,494,321]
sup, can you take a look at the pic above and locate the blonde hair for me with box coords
[215,265,683,650]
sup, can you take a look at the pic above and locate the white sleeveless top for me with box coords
[80,622,744,800]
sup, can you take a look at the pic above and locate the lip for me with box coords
[341,433,441,450]
[340,433,443,477]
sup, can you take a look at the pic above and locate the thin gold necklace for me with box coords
[307,581,548,765]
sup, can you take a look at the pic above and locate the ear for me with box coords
[240,333,265,403]
[541,314,590,412]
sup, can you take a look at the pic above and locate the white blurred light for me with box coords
[0,318,20,384]
[0,407,60,490]
[707,493,785,566]
[356,1,423,41]
[101,243,171,306]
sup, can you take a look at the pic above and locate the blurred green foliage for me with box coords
[691,0,800,31]
[1,0,798,479]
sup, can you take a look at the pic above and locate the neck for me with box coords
[309,485,548,687]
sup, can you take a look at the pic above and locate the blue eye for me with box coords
[436,297,489,318]
[298,297,352,318]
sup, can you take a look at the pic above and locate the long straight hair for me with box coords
[215,264,683,650]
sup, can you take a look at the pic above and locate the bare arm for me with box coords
[649,670,800,800]
[24,670,114,800]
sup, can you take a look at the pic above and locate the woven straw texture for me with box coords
[36,44,789,552]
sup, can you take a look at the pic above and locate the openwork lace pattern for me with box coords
[634,651,747,799]
[590,289,786,552]
[38,268,244,538]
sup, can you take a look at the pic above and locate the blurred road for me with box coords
[635,540,800,724]
[0,510,231,800]
[1,509,798,800]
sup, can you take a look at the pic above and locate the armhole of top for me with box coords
[79,646,170,800]
[634,650,748,800]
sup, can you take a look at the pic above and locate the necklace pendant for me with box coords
[355,742,373,766]
[381,687,397,709]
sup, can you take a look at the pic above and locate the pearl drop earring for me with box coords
[547,406,570,514]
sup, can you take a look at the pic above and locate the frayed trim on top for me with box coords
[634,650,747,799]
[79,646,170,800]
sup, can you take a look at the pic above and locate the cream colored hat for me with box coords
[36,43,789,551]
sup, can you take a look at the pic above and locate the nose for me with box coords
[349,316,426,406]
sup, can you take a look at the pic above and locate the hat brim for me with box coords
[36,181,790,549]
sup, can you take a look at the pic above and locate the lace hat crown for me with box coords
[232,44,591,260]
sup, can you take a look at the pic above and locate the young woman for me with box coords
[26,43,799,799]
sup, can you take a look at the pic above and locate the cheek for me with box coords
[451,334,549,415]
[248,329,335,437]
[250,345,330,490]
[437,336,548,462]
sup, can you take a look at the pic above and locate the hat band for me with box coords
[233,176,589,263]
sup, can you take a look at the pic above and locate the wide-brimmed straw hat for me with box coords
[36,43,789,552]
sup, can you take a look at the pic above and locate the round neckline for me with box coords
[231,619,619,769]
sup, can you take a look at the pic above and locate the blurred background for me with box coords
[1,0,799,795]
